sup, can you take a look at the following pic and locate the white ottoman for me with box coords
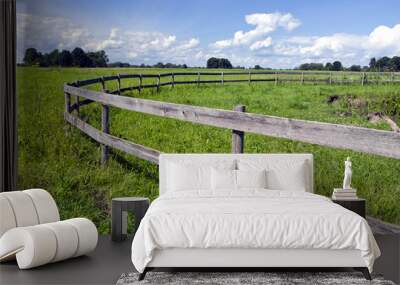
[0,189,98,269]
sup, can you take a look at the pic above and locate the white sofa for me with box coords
[0,189,98,269]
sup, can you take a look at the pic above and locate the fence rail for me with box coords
[74,70,400,90]
[64,81,400,164]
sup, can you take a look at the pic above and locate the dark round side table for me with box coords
[111,197,150,242]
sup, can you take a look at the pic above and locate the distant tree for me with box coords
[299,62,324,70]
[389,56,400,72]
[218,58,232,69]
[39,54,51,67]
[369,57,377,71]
[376,56,391,71]
[87,50,108,67]
[332,61,343,71]
[362,66,369,71]
[47,49,60,66]
[206,57,232,69]
[23,48,42,65]
[325,62,333,71]
[59,50,73,67]
[349,65,361,72]
[207,57,219,68]
[254,65,262,70]
[71,47,92,67]
[165,62,175,68]
[182,64,188,69]
[108,62,130,67]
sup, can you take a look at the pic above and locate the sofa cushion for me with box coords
[0,191,39,228]
[0,196,17,237]
[0,218,98,269]
[23,189,59,224]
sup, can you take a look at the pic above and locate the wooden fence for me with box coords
[74,71,400,96]
[63,75,400,165]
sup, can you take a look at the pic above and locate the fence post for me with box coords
[275,72,278,86]
[172,73,175,88]
[391,72,394,83]
[74,81,80,116]
[329,72,332,85]
[157,74,161,92]
[197,72,200,86]
[101,76,106,91]
[139,74,142,95]
[100,77,109,165]
[117,74,121,95]
[101,104,110,165]
[248,71,251,84]
[232,105,245,153]
[65,91,71,113]
[361,72,365,86]
[301,72,304,85]
[221,72,224,85]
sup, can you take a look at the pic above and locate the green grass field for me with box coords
[17,67,400,233]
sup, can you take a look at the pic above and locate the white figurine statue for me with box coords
[343,157,352,189]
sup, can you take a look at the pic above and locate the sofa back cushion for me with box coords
[159,154,313,195]
[0,189,60,238]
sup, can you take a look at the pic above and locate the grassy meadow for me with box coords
[17,67,400,233]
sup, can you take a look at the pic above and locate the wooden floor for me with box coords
[0,236,134,285]
[1,218,399,285]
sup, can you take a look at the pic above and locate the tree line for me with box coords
[22,47,399,72]
[108,61,189,68]
[23,47,109,67]
[22,47,194,68]
[296,56,400,72]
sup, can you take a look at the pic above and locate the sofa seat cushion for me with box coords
[0,218,98,269]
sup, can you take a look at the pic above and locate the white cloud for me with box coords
[17,13,201,65]
[250,37,273,50]
[270,24,400,67]
[175,38,200,50]
[96,28,124,50]
[368,24,400,49]
[16,11,400,69]
[100,30,199,64]
[17,13,97,60]
[211,12,300,49]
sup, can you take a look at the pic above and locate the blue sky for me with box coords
[17,0,400,68]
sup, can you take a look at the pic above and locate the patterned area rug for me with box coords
[116,272,395,285]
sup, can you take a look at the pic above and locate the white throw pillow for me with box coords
[211,168,236,190]
[266,161,307,191]
[166,162,211,191]
[238,159,309,191]
[211,168,268,190]
[236,169,267,189]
